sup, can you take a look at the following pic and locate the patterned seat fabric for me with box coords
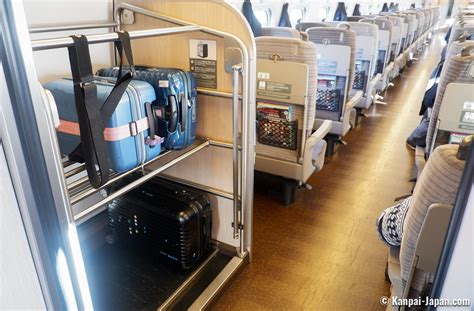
[426,49,474,153]
[376,196,412,246]
[255,36,318,161]
[400,144,466,295]
[260,27,301,39]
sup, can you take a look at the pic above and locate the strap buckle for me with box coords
[79,76,95,88]
[129,121,138,136]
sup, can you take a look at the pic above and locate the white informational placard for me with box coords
[189,39,218,88]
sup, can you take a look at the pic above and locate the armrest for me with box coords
[345,91,363,112]
[303,120,332,177]
[307,120,332,144]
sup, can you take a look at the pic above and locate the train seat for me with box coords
[360,18,393,93]
[424,45,474,161]
[305,26,362,153]
[393,14,410,71]
[345,21,380,110]
[374,16,400,87]
[254,36,332,184]
[385,137,470,306]
[401,13,417,63]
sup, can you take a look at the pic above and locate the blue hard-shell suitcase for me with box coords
[44,77,161,173]
[97,66,197,150]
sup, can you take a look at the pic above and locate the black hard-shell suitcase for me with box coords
[108,178,212,269]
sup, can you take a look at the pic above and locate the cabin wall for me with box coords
[0,149,45,309]
[437,184,473,310]
[0,69,46,310]
[24,0,114,82]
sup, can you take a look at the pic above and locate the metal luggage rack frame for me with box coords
[29,2,253,256]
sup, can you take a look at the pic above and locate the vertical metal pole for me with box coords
[300,96,308,163]
[232,64,242,239]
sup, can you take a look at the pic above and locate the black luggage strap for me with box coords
[68,35,109,188]
[67,31,136,188]
[100,30,135,121]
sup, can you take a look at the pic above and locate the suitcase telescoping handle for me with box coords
[166,95,179,133]
[67,31,135,188]
[179,92,186,132]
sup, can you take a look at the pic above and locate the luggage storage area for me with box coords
[78,209,232,310]
[5,1,256,309]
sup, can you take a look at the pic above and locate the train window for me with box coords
[290,8,306,26]
[324,6,331,21]
[315,6,328,21]
[254,9,271,27]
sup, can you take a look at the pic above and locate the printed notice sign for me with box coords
[257,80,292,100]
[189,39,217,89]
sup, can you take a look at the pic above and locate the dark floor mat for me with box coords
[84,243,224,311]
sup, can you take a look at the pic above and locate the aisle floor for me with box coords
[213,36,444,311]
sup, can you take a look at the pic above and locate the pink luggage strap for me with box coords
[58,117,164,145]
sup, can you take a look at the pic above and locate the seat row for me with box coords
[252,7,440,204]
[380,8,474,308]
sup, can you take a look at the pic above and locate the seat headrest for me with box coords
[306,27,356,47]
[373,18,393,31]
[255,36,317,61]
[346,21,379,36]
[295,22,329,32]
[260,27,301,39]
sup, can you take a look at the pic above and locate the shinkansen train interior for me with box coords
[1,0,474,310]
